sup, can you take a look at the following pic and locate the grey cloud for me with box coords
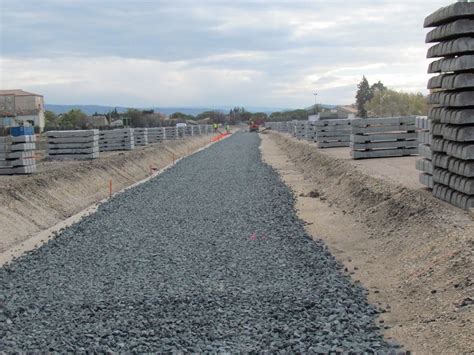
[1,0,447,106]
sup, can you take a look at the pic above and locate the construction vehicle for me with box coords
[248,118,265,132]
[249,121,259,132]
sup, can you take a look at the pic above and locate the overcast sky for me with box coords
[0,0,447,108]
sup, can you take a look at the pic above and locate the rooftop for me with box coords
[0,89,43,97]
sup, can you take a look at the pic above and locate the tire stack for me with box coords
[416,117,434,188]
[0,134,37,175]
[133,128,148,146]
[425,2,474,209]
[47,130,99,160]
[99,128,134,151]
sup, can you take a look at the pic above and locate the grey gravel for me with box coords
[0,132,400,352]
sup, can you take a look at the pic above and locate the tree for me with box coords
[251,112,268,121]
[365,89,428,117]
[124,108,143,127]
[371,81,386,94]
[229,107,252,123]
[269,109,308,122]
[58,109,88,129]
[170,112,195,121]
[44,110,59,128]
[355,76,373,118]
[195,110,226,124]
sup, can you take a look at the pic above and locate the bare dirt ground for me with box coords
[0,136,214,254]
[260,132,473,354]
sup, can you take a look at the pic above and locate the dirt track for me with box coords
[260,132,473,354]
[0,136,213,254]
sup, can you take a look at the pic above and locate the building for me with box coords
[336,105,358,118]
[85,115,108,128]
[308,104,358,120]
[0,89,45,132]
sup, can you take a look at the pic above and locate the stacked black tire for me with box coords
[425,2,474,210]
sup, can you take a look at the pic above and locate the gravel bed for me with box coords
[0,132,399,352]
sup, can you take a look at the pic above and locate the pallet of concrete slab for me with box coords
[147,127,165,143]
[201,125,211,134]
[185,125,193,136]
[265,122,277,131]
[47,130,99,160]
[201,125,209,134]
[294,121,308,140]
[99,128,134,151]
[177,127,186,139]
[0,135,37,175]
[188,125,202,137]
[164,127,177,140]
[424,1,474,209]
[268,122,285,133]
[273,122,289,133]
[134,128,148,146]
[286,121,296,137]
[430,136,474,209]
[416,116,433,189]
[313,119,351,148]
[350,117,418,159]
[305,122,316,142]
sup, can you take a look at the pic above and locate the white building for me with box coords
[0,89,45,132]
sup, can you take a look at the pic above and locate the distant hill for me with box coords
[45,104,294,116]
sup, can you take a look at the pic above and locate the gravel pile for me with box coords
[0,132,399,352]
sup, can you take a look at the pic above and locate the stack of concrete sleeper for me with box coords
[100,128,134,151]
[314,119,351,148]
[350,117,418,159]
[133,128,148,146]
[0,135,37,174]
[147,127,165,143]
[294,121,307,140]
[47,130,99,159]
[305,121,316,142]
[416,117,434,188]
[425,2,474,209]
[164,127,177,140]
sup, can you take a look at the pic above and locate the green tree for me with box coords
[58,109,88,129]
[229,107,252,123]
[196,110,226,123]
[365,89,428,117]
[355,76,373,118]
[371,81,386,94]
[251,112,268,121]
[170,112,195,121]
[44,110,59,128]
[269,109,308,122]
[124,108,143,127]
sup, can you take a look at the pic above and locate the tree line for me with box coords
[44,79,428,130]
[355,76,428,118]
[44,107,273,130]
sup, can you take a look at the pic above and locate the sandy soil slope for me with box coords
[260,132,473,354]
[0,136,213,254]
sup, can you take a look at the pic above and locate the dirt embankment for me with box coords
[261,132,473,354]
[0,136,213,254]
